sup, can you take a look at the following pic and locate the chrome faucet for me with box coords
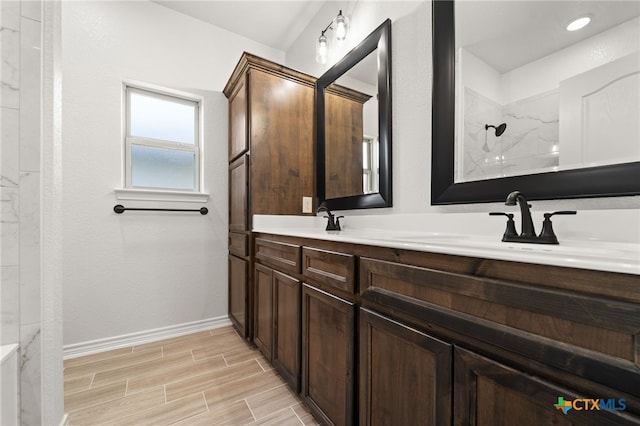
[317,205,343,231]
[490,191,576,244]
[505,191,536,237]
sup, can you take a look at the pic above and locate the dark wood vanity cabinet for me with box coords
[359,308,452,425]
[228,254,248,336]
[253,238,303,391]
[301,284,355,426]
[251,233,640,426]
[253,263,274,360]
[224,53,315,339]
[454,347,639,426]
[253,262,302,390]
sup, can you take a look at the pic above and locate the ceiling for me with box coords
[153,1,327,51]
[152,1,639,74]
[456,1,640,73]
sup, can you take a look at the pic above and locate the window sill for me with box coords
[114,188,209,203]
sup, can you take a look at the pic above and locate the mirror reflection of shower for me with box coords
[482,122,507,152]
[486,122,507,136]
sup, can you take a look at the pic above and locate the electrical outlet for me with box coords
[302,196,313,213]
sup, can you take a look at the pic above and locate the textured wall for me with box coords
[61,1,284,346]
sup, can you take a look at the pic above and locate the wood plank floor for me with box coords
[64,326,319,425]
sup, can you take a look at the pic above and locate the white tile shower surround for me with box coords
[1,1,43,424]
[461,87,559,181]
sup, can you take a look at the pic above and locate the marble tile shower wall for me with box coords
[1,1,43,425]
[461,87,559,181]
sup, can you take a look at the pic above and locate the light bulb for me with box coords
[335,11,349,41]
[566,16,591,31]
[316,34,328,64]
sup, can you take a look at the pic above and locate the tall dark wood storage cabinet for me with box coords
[224,53,315,338]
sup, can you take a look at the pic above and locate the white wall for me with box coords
[501,17,639,104]
[286,1,640,219]
[61,1,284,346]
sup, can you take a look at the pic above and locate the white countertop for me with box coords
[252,224,640,275]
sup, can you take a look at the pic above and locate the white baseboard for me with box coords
[63,315,232,360]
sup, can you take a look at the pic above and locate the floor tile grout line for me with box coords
[137,354,244,399]
[291,406,306,425]
[94,352,229,387]
[67,386,166,426]
[64,346,135,370]
[243,398,258,422]
[64,327,298,424]
[64,349,165,379]
[202,391,210,413]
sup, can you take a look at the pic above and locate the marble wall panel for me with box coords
[460,87,559,181]
[1,1,21,31]
[460,87,503,181]
[1,186,19,266]
[20,16,41,172]
[20,171,40,325]
[1,265,20,344]
[1,106,20,187]
[20,322,41,426]
[2,1,43,424]
[1,9,20,108]
[20,0,41,22]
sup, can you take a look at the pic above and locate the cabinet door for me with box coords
[359,308,452,426]
[228,254,248,338]
[454,347,640,426]
[253,263,274,361]
[324,92,365,199]
[273,271,301,392]
[229,75,247,161]
[249,69,314,215]
[301,284,355,426]
[229,154,248,231]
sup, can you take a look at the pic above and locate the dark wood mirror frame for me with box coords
[431,0,640,205]
[316,19,392,210]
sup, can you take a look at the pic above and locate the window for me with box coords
[362,135,379,194]
[124,84,201,192]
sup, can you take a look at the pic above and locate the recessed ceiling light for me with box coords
[566,16,591,31]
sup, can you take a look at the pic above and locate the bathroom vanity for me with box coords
[250,230,640,425]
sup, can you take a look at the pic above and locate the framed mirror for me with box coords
[316,19,392,210]
[432,0,640,205]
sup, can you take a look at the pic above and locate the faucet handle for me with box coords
[539,211,577,244]
[544,210,577,217]
[489,212,517,240]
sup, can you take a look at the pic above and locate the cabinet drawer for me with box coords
[302,247,356,294]
[255,238,301,275]
[228,232,248,257]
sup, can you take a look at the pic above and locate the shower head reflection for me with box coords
[485,123,507,137]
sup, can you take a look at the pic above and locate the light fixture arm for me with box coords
[320,21,333,36]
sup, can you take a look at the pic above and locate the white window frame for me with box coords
[117,82,208,202]
[362,135,379,194]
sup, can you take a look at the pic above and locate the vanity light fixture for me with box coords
[315,10,350,64]
[316,32,329,64]
[566,16,591,31]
